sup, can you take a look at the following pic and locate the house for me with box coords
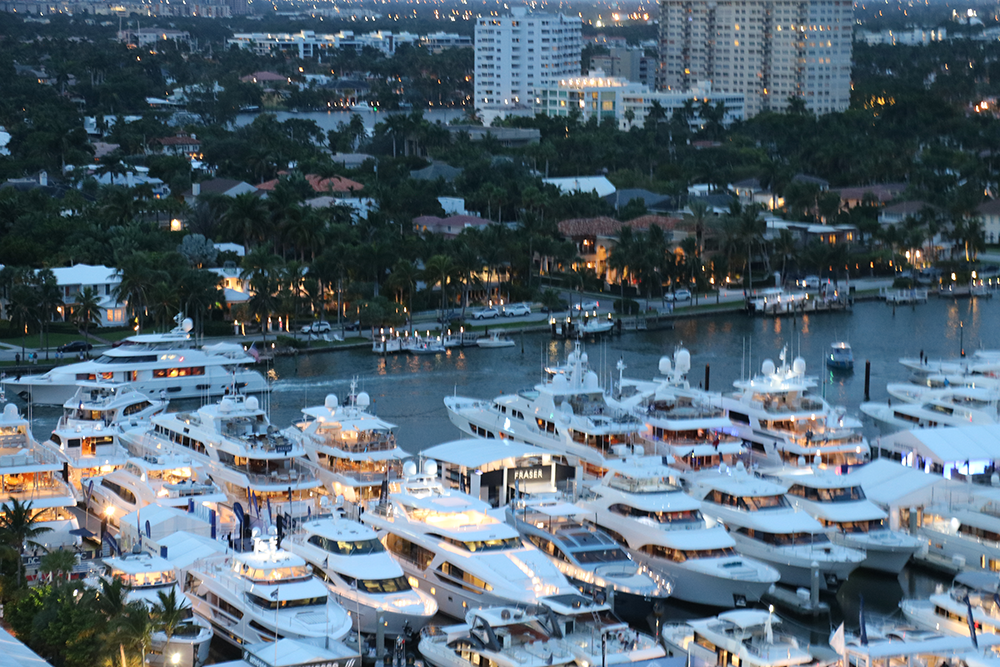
[878,201,942,227]
[90,169,170,198]
[207,263,251,307]
[764,219,857,246]
[543,176,616,199]
[604,188,673,213]
[256,173,364,197]
[978,200,1000,244]
[305,196,376,221]
[557,215,684,279]
[182,179,258,205]
[48,264,127,327]
[240,71,290,85]
[152,134,201,157]
[410,162,464,183]
[791,174,830,191]
[729,178,784,211]
[835,183,907,209]
[413,215,492,239]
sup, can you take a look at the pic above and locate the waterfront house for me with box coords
[48,264,127,327]
[557,215,684,280]
[256,173,364,198]
[152,133,201,158]
[977,200,1000,244]
[413,214,491,239]
[182,179,258,206]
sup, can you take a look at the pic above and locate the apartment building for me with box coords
[474,8,582,123]
[658,0,853,116]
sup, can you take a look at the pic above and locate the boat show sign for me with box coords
[510,465,551,483]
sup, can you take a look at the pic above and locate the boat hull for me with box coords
[5,371,266,406]
[630,552,775,608]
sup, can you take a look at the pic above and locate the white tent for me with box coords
[881,425,1000,478]
[119,504,212,554]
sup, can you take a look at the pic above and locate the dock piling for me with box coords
[864,360,871,400]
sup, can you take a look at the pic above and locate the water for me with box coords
[233,108,466,134]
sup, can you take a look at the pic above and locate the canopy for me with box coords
[882,425,1000,469]
[424,439,553,468]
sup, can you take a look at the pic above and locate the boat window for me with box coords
[787,485,866,502]
[528,535,569,562]
[384,534,435,569]
[708,490,789,511]
[728,411,750,425]
[341,575,412,594]
[100,479,137,505]
[735,527,829,545]
[307,535,386,555]
[113,569,176,587]
[95,354,158,364]
[123,401,152,416]
[641,545,737,562]
[959,524,1000,544]
[246,592,327,610]
[609,503,703,525]
[437,562,493,593]
[237,564,311,583]
[153,367,206,378]
[443,536,522,552]
[573,548,630,564]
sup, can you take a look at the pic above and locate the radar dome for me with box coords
[814,453,822,466]
[762,359,776,375]
[356,392,371,408]
[552,374,570,391]
[219,398,234,413]
[402,461,418,478]
[792,357,807,375]
[797,456,807,467]
[182,318,194,332]
[580,352,589,365]
[583,371,599,390]
[325,394,339,410]
[423,460,437,476]
[3,404,18,420]
[658,356,673,376]
[674,348,691,374]
[245,396,259,411]
[735,460,746,473]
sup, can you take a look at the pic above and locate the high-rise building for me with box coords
[474,8,582,123]
[658,0,853,117]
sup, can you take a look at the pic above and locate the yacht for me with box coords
[827,342,854,370]
[84,552,213,667]
[575,456,780,607]
[284,388,406,504]
[444,344,642,469]
[690,464,867,590]
[716,348,869,469]
[542,593,665,667]
[84,453,226,527]
[477,333,516,348]
[418,606,576,667]
[0,403,81,548]
[611,349,746,470]
[361,459,581,619]
[3,317,266,405]
[169,529,354,648]
[908,498,1000,573]
[505,495,673,626]
[901,572,1000,637]
[861,393,999,433]
[776,466,922,573]
[885,382,1000,405]
[120,393,324,520]
[662,609,818,667]
[284,516,438,636]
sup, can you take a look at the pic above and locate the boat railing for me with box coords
[1,479,75,503]
[234,461,320,487]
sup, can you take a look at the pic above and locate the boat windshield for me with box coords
[94,354,159,364]
[738,528,829,546]
[112,569,176,588]
[610,504,704,525]
[237,564,311,583]
[708,490,790,511]
[788,485,865,502]
[246,593,327,610]
[573,548,630,564]
[443,536,523,552]
[307,535,385,555]
[342,575,412,594]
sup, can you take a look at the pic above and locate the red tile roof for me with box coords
[558,215,682,238]
[256,172,364,194]
[155,134,200,146]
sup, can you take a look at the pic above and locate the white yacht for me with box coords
[284,387,406,504]
[901,572,1000,637]
[861,393,999,433]
[3,317,266,405]
[611,349,745,470]
[662,609,819,667]
[84,453,227,527]
[886,382,1000,405]
[716,348,869,469]
[505,496,673,625]
[776,466,922,573]
[284,516,438,636]
[84,552,213,667]
[690,464,867,590]
[361,459,580,619]
[444,344,642,468]
[167,529,354,648]
[541,593,665,666]
[0,403,80,548]
[909,499,1000,573]
[418,606,576,667]
[120,393,324,520]
[575,456,780,607]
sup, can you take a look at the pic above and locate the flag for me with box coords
[247,343,260,362]
[829,623,845,656]
[859,595,868,646]
[266,495,273,524]
[965,595,979,649]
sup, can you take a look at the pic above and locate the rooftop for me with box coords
[558,215,681,238]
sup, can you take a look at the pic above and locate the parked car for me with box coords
[474,307,501,320]
[436,310,459,323]
[504,303,531,317]
[574,300,599,312]
[673,289,692,301]
[302,321,332,334]
[343,320,361,332]
[797,275,820,289]
[58,341,93,353]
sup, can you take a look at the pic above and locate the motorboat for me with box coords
[83,453,226,527]
[84,552,213,667]
[690,463,867,590]
[120,392,324,521]
[776,465,922,573]
[284,516,438,636]
[0,403,81,549]
[3,317,266,405]
[410,339,446,354]
[908,498,1000,573]
[418,606,576,667]
[747,288,810,315]
[505,495,673,625]
[575,456,780,607]
[477,333,516,348]
[861,393,1000,433]
[445,343,642,468]
[886,383,1000,406]
[715,347,869,469]
[662,609,818,667]
[611,349,745,469]
[841,626,1000,667]
[827,342,854,370]
[541,593,665,666]
[360,459,581,619]
[901,571,1000,637]
[285,387,406,504]
[577,316,614,336]
[165,528,354,648]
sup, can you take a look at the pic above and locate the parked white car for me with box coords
[575,300,599,312]
[302,321,332,333]
[664,290,692,302]
[474,307,501,320]
[503,303,531,317]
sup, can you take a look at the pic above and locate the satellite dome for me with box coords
[182,318,194,332]
[356,392,371,408]
[762,359,776,375]
[583,371,599,390]
[658,356,673,376]
[580,352,589,365]
[674,348,691,374]
[402,461,418,478]
[552,374,570,390]
[325,394,339,410]
[792,357,807,375]
[219,399,234,413]
[3,404,18,420]
[423,460,437,476]
[245,396,260,411]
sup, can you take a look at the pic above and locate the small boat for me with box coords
[409,340,446,355]
[477,333,515,348]
[827,342,854,370]
[578,317,614,336]
[662,609,820,667]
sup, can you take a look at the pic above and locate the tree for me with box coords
[177,234,218,268]
[151,588,188,645]
[223,193,269,255]
[0,499,54,586]
[39,548,78,582]
[72,286,101,355]
[423,254,457,315]
[35,268,63,360]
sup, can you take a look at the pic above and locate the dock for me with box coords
[880,287,928,304]
[763,584,831,618]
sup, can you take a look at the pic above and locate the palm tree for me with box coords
[114,253,163,329]
[223,193,269,255]
[112,601,154,667]
[0,499,54,586]
[72,286,101,355]
[35,269,63,360]
[39,548,78,582]
[608,227,636,301]
[385,260,422,328]
[423,254,457,316]
[772,229,798,286]
[450,243,482,321]
[688,199,712,257]
[151,588,188,645]
[7,282,39,360]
